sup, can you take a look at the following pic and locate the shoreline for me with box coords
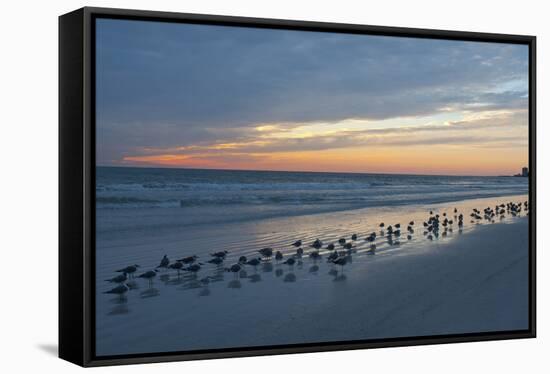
[95,193,529,239]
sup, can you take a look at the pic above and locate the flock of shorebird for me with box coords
[103,200,529,299]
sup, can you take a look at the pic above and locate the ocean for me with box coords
[96,166,528,225]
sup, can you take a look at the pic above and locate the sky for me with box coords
[95,18,529,176]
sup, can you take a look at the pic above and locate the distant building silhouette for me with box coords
[514,167,529,177]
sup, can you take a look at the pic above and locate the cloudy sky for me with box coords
[96,18,529,176]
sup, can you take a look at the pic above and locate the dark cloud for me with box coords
[95,19,529,163]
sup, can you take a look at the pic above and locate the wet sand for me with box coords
[96,194,529,356]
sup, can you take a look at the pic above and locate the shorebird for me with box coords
[326,243,335,250]
[395,223,401,229]
[245,258,262,269]
[407,234,412,240]
[296,247,304,257]
[104,284,129,296]
[343,242,353,250]
[379,223,385,228]
[366,244,376,255]
[105,273,127,283]
[338,238,346,245]
[156,255,169,269]
[309,251,322,260]
[226,263,242,278]
[168,261,184,276]
[311,239,323,249]
[184,263,202,274]
[177,255,198,265]
[138,270,158,285]
[293,240,302,247]
[238,256,247,264]
[275,251,283,262]
[331,256,349,272]
[351,234,358,241]
[210,250,228,259]
[258,247,273,259]
[116,265,139,277]
[207,257,224,265]
[409,221,414,226]
[327,251,339,261]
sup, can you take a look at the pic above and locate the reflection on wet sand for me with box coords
[108,304,129,316]
[228,279,242,289]
[248,273,262,283]
[284,273,296,283]
[100,199,528,316]
[198,287,211,297]
[262,262,273,273]
[140,288,160,299]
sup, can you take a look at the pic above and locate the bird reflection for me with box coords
[249,273,262,283]
[140,287,160,298]
[165,277,183,286]
[228,279,242,289]
[180,279,202,290]
[262,262,273,273]
[283,273,296,283]
[103,200,528,317]
[108,295,127,305]
[198,287,211,297]
[108,304,129,316]
[126,280,139,290]
[333,274,347,282]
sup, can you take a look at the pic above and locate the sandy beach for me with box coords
[96,194,529,356]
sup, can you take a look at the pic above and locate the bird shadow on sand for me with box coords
[37,344,58,357]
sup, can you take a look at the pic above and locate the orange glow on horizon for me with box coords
[116,109,529,176]
[121,144,528,177]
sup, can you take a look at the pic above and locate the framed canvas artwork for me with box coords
[59,7,536,367]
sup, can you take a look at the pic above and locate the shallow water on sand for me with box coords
[95,194,528,356]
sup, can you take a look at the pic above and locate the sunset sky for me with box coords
[96,19,529,176]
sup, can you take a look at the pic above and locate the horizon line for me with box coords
[95,164,526,178]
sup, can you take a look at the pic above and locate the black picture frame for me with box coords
[59,6,537,367]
